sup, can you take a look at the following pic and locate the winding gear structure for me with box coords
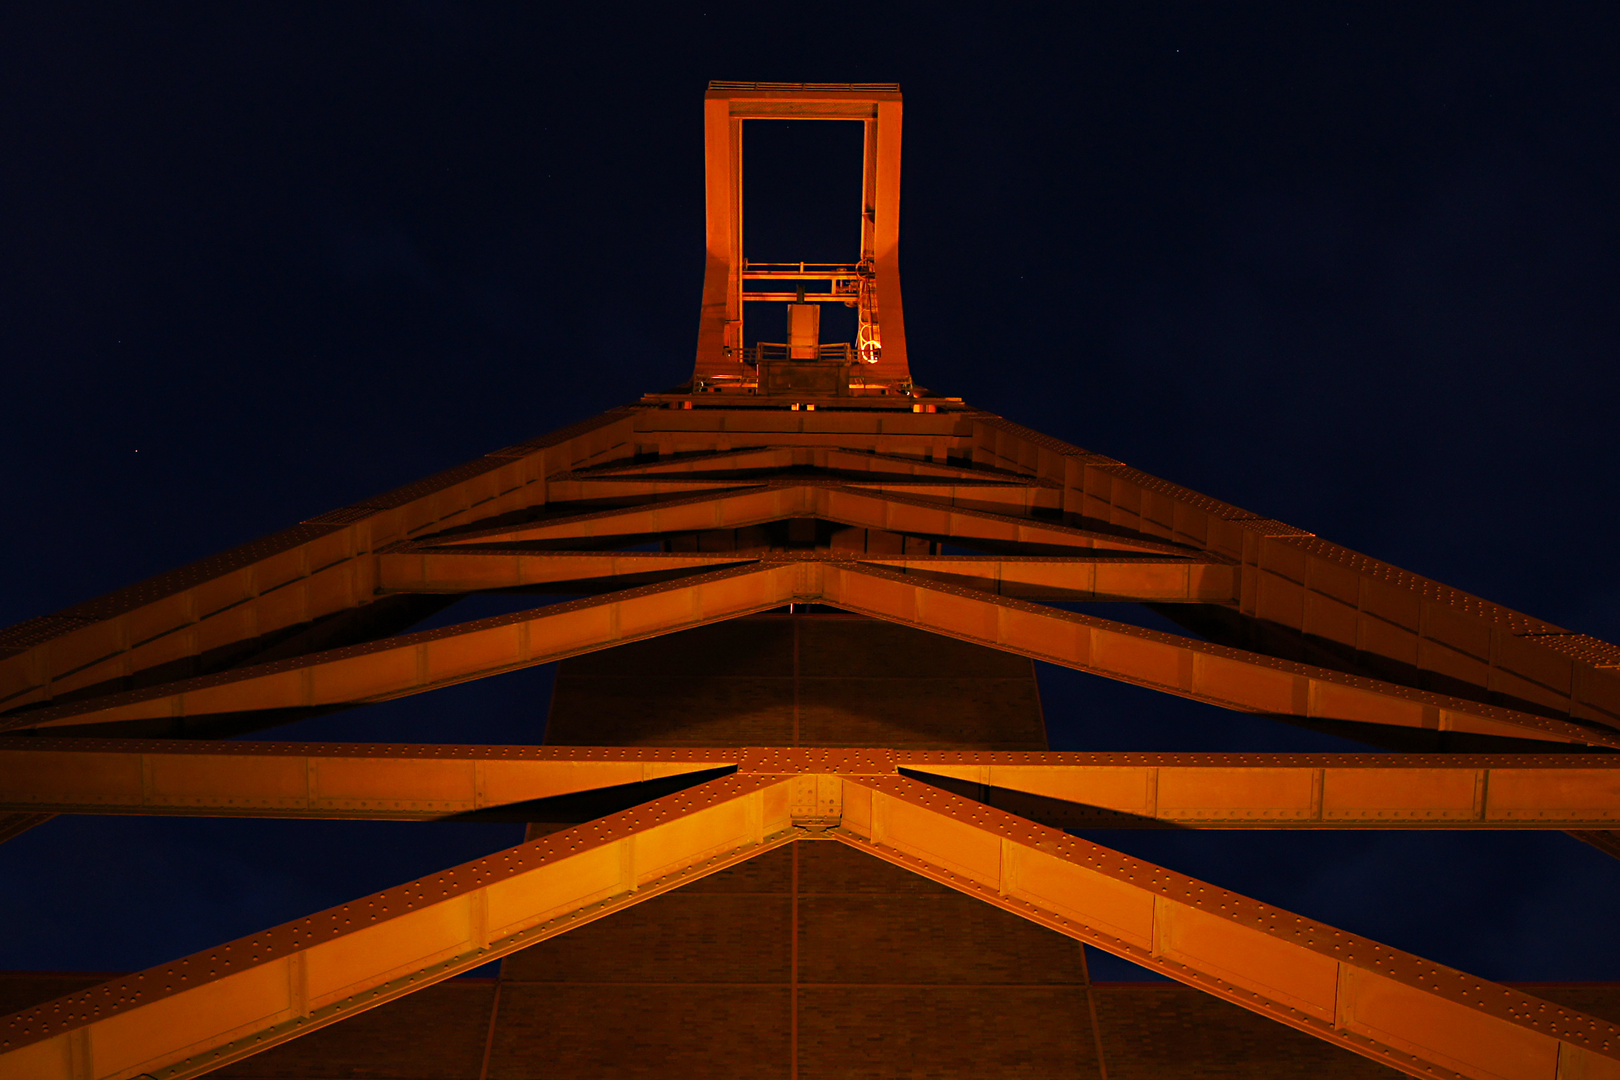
[2,83,1619,1080]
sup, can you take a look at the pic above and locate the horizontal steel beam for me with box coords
[898,753,1620,828]
[4,743,1615,831]
[836,774,1620,1080]
[0,741,734,819]
[3,564,797,731]
[433,481,1185,555]
[0,773,798,1080]
[545,472,1056,514]
[818,562,1620,749]
[570,444,1029,483]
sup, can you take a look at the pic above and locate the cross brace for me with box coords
[11,560,1609,751]
[4,768,1616,1080]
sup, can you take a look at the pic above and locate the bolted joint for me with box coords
[788,773,843,832]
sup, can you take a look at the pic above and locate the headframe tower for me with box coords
[2,82,1619,1080]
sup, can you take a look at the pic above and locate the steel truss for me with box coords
[3,81,1620,1080]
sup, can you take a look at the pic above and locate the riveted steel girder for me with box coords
[2,564,797,732]
[4,742,1618,832]
[834,774,1620,1080]
[897,751,1620,829]
[963,413,1620,729]
[817,561,1620,748]
[0,408,643,714]
[0,773,798,1080]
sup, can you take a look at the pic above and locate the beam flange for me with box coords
[834,774,1620,1080]
[0,773,797,1080]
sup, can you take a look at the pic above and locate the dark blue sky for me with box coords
[2,4,1619,986]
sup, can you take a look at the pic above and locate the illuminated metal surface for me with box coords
[3,742,1619,831]
[0,774,797,1080]
[835,775,1620,1080]
[2,82,1619,1080]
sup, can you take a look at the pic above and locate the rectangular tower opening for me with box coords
[741,119,863,350]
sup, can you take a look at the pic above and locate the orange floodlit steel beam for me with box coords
[855,553,1237,603]
[377,548,1234,604]
[0,408,644,714]
[898,751,1620,829]
[3,742,1619,831]
[546,473,1058,515]
[818,561,1620,748]
[0,773,798,1080]
[571,444,1024,483]
[834,774,1620,1080]
[624,408,969,459]
[27,558,1611,745]
[434,481,1186,555]
[964,413,1620,728]
[0,741,734,820]
[2,564,796,732]
[696,82,908,385]
[374,549,754,594]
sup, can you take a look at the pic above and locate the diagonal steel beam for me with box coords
[0,409,642,715]
[834,773,1620,1080]
[853,552,1238,602]
[374,548,757,594]
[966,412,1620,732]
[2,563,796,731]
[818,561,1620,749]
[544,472,1057,515]
[430,480,1187,555]
[376,548,1235,603]
[0,772,799,1080]
[0,812,52,844]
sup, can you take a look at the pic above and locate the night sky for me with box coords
[3,5,1620,988]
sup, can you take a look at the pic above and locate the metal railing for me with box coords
[737,343,854,364]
